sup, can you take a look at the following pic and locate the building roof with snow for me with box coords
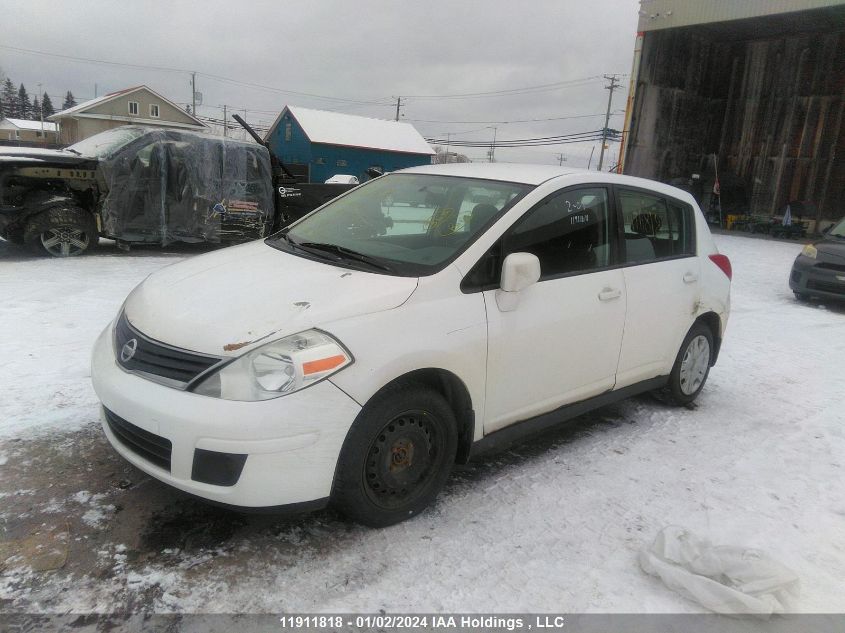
[267,106,434,155]
[47,85,206,144]
[264,105,434,183]
[0,118,59,132]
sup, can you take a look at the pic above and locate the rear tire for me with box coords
[331,384,457,527]
[658,322,714,406]
[24,207,98,257]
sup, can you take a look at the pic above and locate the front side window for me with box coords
[128,101,139,115]
[462,187,613,290]
[504,187,611,279]
[270,173,530,276]
[618,189,695,263]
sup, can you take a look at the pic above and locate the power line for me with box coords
[0,43,392,106]
[403,76,607,100]
[411,111,625,127]
[426,129,611,148]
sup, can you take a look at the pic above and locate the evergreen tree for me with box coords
[31,95,41,120]
[41,92,55,117]
[2,78,18,118]
[17,84,30,119]
[62,91,76,110]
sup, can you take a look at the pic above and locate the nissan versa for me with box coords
[91,164,732,527]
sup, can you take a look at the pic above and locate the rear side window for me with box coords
[618,189,695,263]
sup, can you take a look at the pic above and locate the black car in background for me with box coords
[0,127,274,256]
[789,216,845,301]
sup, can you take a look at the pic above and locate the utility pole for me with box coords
[191,72,197,116]
[556,153,567,166]
[394,96,402,122]
[37,82,44,141]
[223,105,227,137]
[489,126,498,163]
[597,74,620,171]
[445,132,451,163]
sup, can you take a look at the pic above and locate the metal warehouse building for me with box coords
[265,106,434,183]
[621,0,845,229]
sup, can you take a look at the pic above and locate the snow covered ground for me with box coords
[0,234,843,615]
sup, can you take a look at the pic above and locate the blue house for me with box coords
[265,106,434,183]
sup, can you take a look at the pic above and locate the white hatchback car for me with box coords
[92,164,731,526]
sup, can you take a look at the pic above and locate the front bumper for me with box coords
[789,255,845,300]
[91,324,362,508]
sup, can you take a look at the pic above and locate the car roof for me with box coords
[398,162,697,201]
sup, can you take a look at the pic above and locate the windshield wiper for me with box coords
[297,242,394,272]
[63,148,82,156]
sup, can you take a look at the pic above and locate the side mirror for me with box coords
[496,252,541,312]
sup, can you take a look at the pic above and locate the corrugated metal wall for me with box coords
[638,0,845,32]
[624,8,845,222]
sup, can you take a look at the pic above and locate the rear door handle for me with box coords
[598,287,622,302]
[683,272,699,284]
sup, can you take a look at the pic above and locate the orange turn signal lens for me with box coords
[302,354,347,375]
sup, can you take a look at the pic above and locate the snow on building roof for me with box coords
[278,106,434,155]
[48,86,142,119]
[48,85,206,128]
[1,118,58,132]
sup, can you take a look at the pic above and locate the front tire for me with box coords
[660,323,714,406]
[24,207,98,257]
[331,384,457,527]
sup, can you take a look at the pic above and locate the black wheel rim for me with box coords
[363,409,444,510]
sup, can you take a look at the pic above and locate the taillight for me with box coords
[709,254,732,280]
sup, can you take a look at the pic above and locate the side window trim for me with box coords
[611,184,697,267]
[460,183,620,293]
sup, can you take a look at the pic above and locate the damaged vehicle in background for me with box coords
[789,215,845,302]
[0,127,275,256]
[91,164,732,527]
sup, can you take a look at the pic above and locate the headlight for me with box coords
[801,244,818,259]
[193,329,352,401]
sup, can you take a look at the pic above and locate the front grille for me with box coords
[104,407,172,471]
[816,261,845,272]
[807,279,845,295]
[115,313,222,385]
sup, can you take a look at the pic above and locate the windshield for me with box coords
[67,127,148,158]
[270,173,531,276]
[829,216,845,238]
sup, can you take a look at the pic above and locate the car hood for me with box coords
[815,237,845,262]
[123,241,419,356]
[0,146,95,166]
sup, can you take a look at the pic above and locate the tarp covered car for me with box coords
[0,126,274,256]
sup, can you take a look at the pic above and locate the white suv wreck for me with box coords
[91,164,732,527]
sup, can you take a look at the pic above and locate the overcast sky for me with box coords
[1,0,640,168]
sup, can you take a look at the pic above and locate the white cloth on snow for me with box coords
[639,526,800,617]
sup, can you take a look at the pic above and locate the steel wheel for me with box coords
[40,227,90,257]
[363,409,443,510]
[679,334,710,396]
[332,384,458,527]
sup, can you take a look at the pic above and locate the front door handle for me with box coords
[683,272,699,284]
[598,287,622,302]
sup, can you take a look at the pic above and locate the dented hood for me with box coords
[123,240,418,355]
